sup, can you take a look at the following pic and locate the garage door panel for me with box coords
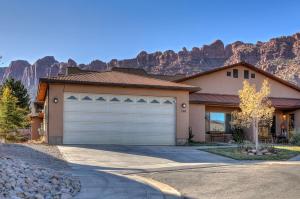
[64,133,174,145]
[64,112,175,123]
[64,123,174,133]
[63,93,176,145]
[64,103,175,115]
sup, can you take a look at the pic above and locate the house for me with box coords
[35,69,199,145]
[33,62,300,145]
[176,62,300,142]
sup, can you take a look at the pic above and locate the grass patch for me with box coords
[188,142,229,146]
[201,146,300,160]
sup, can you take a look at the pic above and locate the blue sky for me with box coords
[0,0,300,66]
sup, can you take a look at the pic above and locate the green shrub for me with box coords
[232,128,245,144]
[240,140,254,150]
[5,133,16,141]
[290,130,300,146]
[188,127,194,143]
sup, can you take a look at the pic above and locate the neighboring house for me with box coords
[176,62,300,142]
[33,62,300,145]
[35,69,199,145]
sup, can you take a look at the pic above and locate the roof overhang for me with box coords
[36,77,200,102]
[190,93,300,111]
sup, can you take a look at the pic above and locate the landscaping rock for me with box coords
[0,157,80,199]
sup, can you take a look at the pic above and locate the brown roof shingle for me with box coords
[190,93,300,110]
[39,71,200,92]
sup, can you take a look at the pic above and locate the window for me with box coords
[137,98,147,103]
[226,71,231,77]
[82,96,92,101]
[206,112,232,133]
[209,112,225,132]
[67,96,77,100]
[124,98,133,103]
[110,97,120,102]
[163,100,172,104]
[96,97,106,101]
[251,73,255,78]
[150,99,160,104]
[233,69,238,78]
[244,70,249,79]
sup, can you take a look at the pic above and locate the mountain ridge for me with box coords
[1,32,300,99]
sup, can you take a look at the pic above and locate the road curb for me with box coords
[115,173,182,198]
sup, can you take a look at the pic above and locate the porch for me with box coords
[189,93,300,143]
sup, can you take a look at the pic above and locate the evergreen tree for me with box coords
[0,78,30,111]
[0,87,28,135]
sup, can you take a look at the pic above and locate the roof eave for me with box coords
[39,78,200,92]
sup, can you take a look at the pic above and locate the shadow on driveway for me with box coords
[0,144,181,199]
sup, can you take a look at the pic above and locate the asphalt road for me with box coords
[140,164,300,199]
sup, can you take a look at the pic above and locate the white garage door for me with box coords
[63,92,176,145]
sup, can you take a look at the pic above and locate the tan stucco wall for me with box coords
[47,83,190,145]
[182,65,300,99]
[189,104,206,142]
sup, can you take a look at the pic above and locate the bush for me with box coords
[188,127,194,143]
[240,140,253,150]
[232,128,245,144]
[290,130,300,146]
[5,133,16,141]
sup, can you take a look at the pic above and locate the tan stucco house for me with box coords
[176,62,300,143]
[33,62,300,145]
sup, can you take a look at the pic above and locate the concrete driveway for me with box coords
[58,145,235,199]
[58,145,236,173]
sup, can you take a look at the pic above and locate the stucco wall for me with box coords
[47,83,190,145]
[182,65,300,99]
[189,104,205,142]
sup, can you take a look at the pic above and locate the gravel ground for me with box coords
[0,156,80,199]
[140,164,300,199]
[0,143,69,171]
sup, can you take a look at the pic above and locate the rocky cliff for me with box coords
[1,32,300,99]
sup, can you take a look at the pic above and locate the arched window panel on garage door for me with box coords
[124,98,134,103]
[163,99,173,104]
[67,95,78,100]
[110,97,121,102]
[64,93,80,101]
[150,99,160,104]
[96,96,106,102]
[137,98,147,103]
[81,96,93,101]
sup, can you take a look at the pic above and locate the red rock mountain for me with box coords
[1,32,300,99]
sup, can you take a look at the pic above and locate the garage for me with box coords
[63,92,176,145]
[36,70,198,145]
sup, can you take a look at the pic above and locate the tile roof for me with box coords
[111,67,186,81]
[39,71,199,92]
[190,93,300,110]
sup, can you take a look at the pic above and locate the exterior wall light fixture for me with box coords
[53,97,59,104]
